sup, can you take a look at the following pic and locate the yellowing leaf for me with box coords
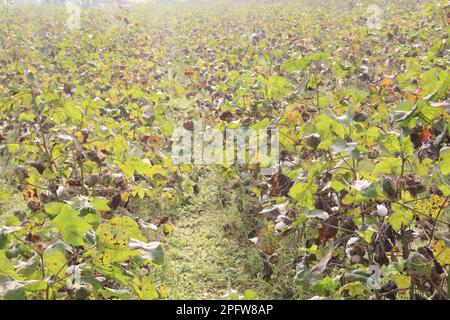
[163,223,174,236]
[97,216,146,249]
[390,273,411,289]
[389,203,414,232]
[433,241,450,266]
[439,147,450,175]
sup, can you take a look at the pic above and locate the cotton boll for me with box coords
[346,237,361,260]
[376,204,388,217]
[346,237,359,247]
[345,247,353,259]
[275,221,287,232]
[331,206,340,214]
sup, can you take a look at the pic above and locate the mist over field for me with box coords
[0,0,449,302]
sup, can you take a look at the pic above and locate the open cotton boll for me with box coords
[346,237,359,247]
[376,204,388,217]
[275,221,287,232]
[345,247,353,259]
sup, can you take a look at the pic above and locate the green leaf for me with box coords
[382,134,401,155]
[160,119,174,137]
[0,189,12,201]
[311,277,338,296]
[44,202,72,217]
[331,175,346,192]
[18,113,35,122]
[5,216,20,227]
[439,147,450,175]
[280,52,328,73]
[97,264,132,285]
[51,209,91,246]
[65,101,83,123]
[338,281,367,297]
[0,252,21,278]
[44,249,67,277]
[267,76,292,100]
[100,288,130,300]
[6,144,19,153]
[372,157,402,176]
[243,289,257,300]
[289,182,317,210]
[91,198,111,211]
[280,57,310,72]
